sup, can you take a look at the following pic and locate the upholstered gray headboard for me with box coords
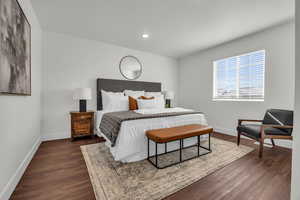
[97,78,161,110]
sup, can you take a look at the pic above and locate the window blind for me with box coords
[213,50,265,101]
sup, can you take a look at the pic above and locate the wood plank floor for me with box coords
[10,133,291,200]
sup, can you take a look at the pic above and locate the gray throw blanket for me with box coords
[100,110,203,146]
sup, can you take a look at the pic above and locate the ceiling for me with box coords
[30,0,294,58]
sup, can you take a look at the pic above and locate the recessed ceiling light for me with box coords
[142,33,149,39]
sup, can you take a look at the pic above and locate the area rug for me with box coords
[81,138,253,200]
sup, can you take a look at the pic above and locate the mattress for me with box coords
[96,108,208,162]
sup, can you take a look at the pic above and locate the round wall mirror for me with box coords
[119,55,142,80]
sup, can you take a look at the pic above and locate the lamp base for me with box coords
[166,99,171,108]
[79,100,87,112]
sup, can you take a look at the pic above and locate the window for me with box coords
[213,50,265,101]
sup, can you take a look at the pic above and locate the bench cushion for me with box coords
[146,124,213,143]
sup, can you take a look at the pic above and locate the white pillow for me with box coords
[101,90,128,111]
[137,96,165,110]
[124,90,145,98]
[155,95,165,109]
[101,90,124,96]
[144,92,163,98]
[137,99,157,109]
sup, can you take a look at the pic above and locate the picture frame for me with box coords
[0,0,31,95]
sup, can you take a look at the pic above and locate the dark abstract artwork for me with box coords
[0,0,31,95]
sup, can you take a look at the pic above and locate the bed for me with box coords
[96,78,208,162]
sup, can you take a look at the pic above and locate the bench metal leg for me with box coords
[147,133,213,169]
[155,142,158,167]
[165,142,167,153]
[197,135,200,156]
[209,133,211,150]
[147,138,149,159]
[180,139,182,162]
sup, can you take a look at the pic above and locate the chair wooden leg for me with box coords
[259,138,264,158]
[237,131,241,146]
[271,139,275,147]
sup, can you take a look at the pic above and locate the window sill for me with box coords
[212,98,264,102]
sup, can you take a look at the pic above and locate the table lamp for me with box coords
[73,88,92,112]
[164,91,174,108]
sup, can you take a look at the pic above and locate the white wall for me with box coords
[0,1,43,199]
[178,22,295,148]
[42,32,179,140]
[291,1,300,199]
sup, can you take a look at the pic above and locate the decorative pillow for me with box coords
[137,99,159,109]
[137,96,165,110]
[101,90,128,111]
[124,90,145,98]
[128,96,139,110]
[139,96,155,100]
[128,96,156,110]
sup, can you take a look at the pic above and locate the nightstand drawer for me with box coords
[73,118,90,124]
[74,123,90,132]
[74,115,92,120]
[73,128,90,135]
[70,111,94,140]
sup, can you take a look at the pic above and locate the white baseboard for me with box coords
[42,129,97,141]
[42,131,70,141]
[0,137,41,200]
[214,126,292,149]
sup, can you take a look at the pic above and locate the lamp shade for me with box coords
[164,91,174,100]
[73,88,92,100]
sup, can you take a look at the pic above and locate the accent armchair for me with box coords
[237,109,293,158]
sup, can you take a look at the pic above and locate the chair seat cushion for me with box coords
[237,124,290,139]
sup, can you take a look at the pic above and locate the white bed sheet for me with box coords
[96,108,208,163]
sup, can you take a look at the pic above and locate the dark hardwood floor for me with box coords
[10,133,291,200]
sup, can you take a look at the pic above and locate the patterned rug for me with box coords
[81,138,253,200]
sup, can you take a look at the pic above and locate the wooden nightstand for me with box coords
[70,111,94,141]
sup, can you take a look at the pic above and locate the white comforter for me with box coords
[96,108,208,162]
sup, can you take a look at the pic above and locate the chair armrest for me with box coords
[261,124,293,129]
[260,124,293,138]
[238,119,263,125]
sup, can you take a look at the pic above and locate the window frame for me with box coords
[212,50,265,102]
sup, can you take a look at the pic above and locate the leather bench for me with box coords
[146,124,213,169]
